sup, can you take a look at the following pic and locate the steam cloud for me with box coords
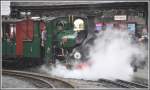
[40,29,147,81]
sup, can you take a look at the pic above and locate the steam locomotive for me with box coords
[2,16,89,66]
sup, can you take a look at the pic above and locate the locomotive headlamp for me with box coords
[74,19,85,31]
[74,51,82,60]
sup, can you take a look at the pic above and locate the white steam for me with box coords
[41,30,146,81]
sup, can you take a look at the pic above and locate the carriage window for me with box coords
[56,20,67,31]
[22,19,34,41]
[57,22,64,31]
[74,19,85,31]
[2,23,16,40]
[3,23,9,38]
[10,24,16,39]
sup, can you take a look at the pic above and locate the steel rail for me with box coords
[3,71,54,88]
[116,79,148,88]
[98,79,129,88]
[2,69,74,88]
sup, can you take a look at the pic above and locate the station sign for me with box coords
[114,15,127,20]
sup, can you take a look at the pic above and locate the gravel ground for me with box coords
[133,61,148,80]
[2,75,37,88]
[132,63,148,85]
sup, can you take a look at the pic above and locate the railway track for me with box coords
[98,79,148,88]
[133,77,148,86]
[2,69,148,88]
[116,79,148,88]
[54,77,148,88]
[2,69,74,88]
[98,79,129,88]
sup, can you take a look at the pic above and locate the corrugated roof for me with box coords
[10,1,119,6]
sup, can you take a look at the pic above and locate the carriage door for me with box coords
[16,19,34,57]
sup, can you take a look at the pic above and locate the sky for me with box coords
[1,1,10,15]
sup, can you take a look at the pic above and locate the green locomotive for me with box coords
[45,16,88,65]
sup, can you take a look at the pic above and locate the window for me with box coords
[95,23,103,31]
[10,24,16,39]
[56,20,66,31]
[2,23,16,40]
[128,23,136,33]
